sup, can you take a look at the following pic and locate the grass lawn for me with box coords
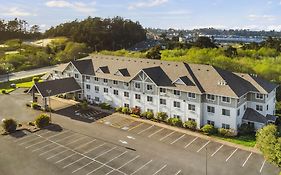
[213,134,256,147]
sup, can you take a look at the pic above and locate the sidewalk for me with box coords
[115,113,261,154]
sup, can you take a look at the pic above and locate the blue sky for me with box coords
[1,0,281,31]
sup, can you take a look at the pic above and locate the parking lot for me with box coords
[3,125,184,175]
[100,114,280,175]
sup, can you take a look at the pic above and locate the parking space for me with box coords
[100,115,279,174]
[4,125,184,175]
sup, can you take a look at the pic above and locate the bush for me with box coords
[131,107,141,115]
[130,114,139,118]
[34,114,50,128]
[167,118,183,127]
[99,103,111,110]
[1,118,17,133]
[218,128,236,137]
[156,112,168,121]
[115,107,122,112]
[28,121,35,126]
[146,111,154,119]
[31,102,41,110]
[121,107,130,114]
[184,120,197,130]
[1,90,6,94]
[238,123,255,135]
[201,124,217,135]
[140,112,148,118]
[80,101,88,111]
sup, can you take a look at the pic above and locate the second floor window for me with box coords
[160,98,166,105]
[147,84,153,91]
[113,89,118,95]
[135,94,141,100]
[207,106,215,113]
[256,93,264,100]
[103,79,108,83]
[124,91,129,97]
[104,88,108,93]
[174,90,180,96]
[222,109,230,116]
[85,76,90,80]
[124,82,129,87]
[188,104,195,111]
[94,86,99,92]
[256,105,263,111]
[86,84,90,90]
[207,94,215,101]
[147,96,153,102]
[159,88,166,93]
[135,82,140,89]
[173,101,181,108]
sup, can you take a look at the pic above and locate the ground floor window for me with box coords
[124,103,129,108]
[247,122,254,128]
[222,123,230,129]
[94,97,99,102]
[188,118,195,122]
[207,120,215,126]
[86,95,91,100]
[78,93,81,99]
[147,109,153,113]
[173,114,180,119]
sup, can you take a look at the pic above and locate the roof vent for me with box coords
[206,69,209,71]
[250,73,257,77]
[218,80,227,86]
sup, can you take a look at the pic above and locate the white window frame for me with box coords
[86,84,91,90]
[256,105,263,111]
[113,89,119,96]
[207,120,215,126]
[160,98,166,105]
[159,88,166,94]
[85,76,90,81]
[113,80,118,85]
[188,104,196,111]
[135,94,141,100]
[207,106,215,113]
[174,90,181,96]
[207,94,215,101]
[104,88,108,93]
[94,86,99,92]
[221,96,231,103]
[188,93,196,99]
[103,79,108,84]
[222,109,230,116]
[135,82,141,89]
[222,123,230,129]
[147,84,153,91]
[74,73,79,79]
[173,101,181,108]
[124,91,129,98]
[147,96,153,102]
[256,93,264,100]
[94,77,99,82]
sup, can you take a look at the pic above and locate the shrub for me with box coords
[80,101,88,111]
[1,118,17,133]
[115,107,122,112]
[167,118,183,127]
[121,107,130,114]
[201,124,217,135]
[130,114,140,118]
[156,112,168,121]
[32,77,40,83]
[31,102,41,110]
[140,112,148,118]
[184,120,197,130]
[34,114,50,128]
[146,111,154,119]
[99,103,111,110]
[1,90,6,94]
[131,107,141,115]
[238,123,255,135]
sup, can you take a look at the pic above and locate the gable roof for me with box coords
[71,59,95,75]
[242,108,277,124]
[117,68,130,76]
[142,66,173,86]
[97,66,110,74]
[32,77,81,97]
[173,76,195,86]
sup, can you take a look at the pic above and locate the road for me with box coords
[0,65,58,82]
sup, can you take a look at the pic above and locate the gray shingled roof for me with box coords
[69,54,277,97]
[242,108,277,124]
[33,77,81,97]
[71,59,95,75]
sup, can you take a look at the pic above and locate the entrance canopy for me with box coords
[30,77,81,98]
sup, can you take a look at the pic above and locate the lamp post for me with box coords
[46,89,52,122]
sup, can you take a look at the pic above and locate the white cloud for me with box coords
[128,0,168,10]
[1,7,36,17]
[45,0,96,13]
[248,14,276,21]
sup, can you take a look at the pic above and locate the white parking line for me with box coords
[106,155,140,175]
[130,159,153,175]
[32,142,54,152]
[170,134,185,145]
[225,148,238,162]
[85,150,128,175]
[184,137,198,148]
[242,152,252,167]
[148,128,164,138]
[46,149,69,160]
[137,125,154,134]
[25,139,48,149]
[211,145,224,157]
[74,139,96,150]
[259,160,266,173]
[175,170,182,175]
[63,156,85,169]
[55,153,76,164]
[152,164,167,175]
[159,131,175,141]
[65,136,87,146]
[39,145,63,156]
[37,130,52,136]
[18,137,42,145]
[72,147,117,174]
[197,140,210,153]
[14,135,34,142]
[128,123,144,131]
[83,143,106,154]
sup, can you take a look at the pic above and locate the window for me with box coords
[160,99,166,105]
[94,77,99,81]
[207,120,215,126]
[147,84,153,91]
[124,103,130,108]
[256,93,264,100]
[267,105,269,111]
[159,88,166,93]
[147,96,153,102]
[103,79,108,83]
[207,106,215,113]
[124,82,129,87]
[174,90,180,96]
[135,94,141,100]
[113,80,118,85]
[74,74,79,79]
[188,104,195,111]
[86,95,91,100]
[135,82,140,89]
[256,105,263,111]
[222,123,230,129]
[222,109,230,116]
[86,84,91,90]
[85,76,90,80]
[188,118,195,122]
[94,86,99,92]
[237,109,240,116]
[173,101,181,108]
[113,89,118,95]
[188,93,196,99]
[237,98,240,103]
[222,96,230,103]
[248,122,254,128]
[207,94,215,101]
[174,115,180,119]
[104,88,108,93]
[124,91,129,97]
[78,93,81,99]
[147,109,154,113]
[94,97,99,102]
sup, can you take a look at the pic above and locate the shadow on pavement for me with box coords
[43,123,63,132]
[54,105,109,123]
[8,130,28,138]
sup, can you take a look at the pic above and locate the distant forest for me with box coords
[44,16,147,51]
[0,18,41,41]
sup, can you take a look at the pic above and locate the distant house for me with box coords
[45,55,278,131]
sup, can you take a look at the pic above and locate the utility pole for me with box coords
[46,90,52,122]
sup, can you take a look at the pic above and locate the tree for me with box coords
[1,118,17,133]
[224,46,238,57]
[193,36,217,48]
[146,45,161,59]
[256,124,281,167]
[34,114,50,128]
